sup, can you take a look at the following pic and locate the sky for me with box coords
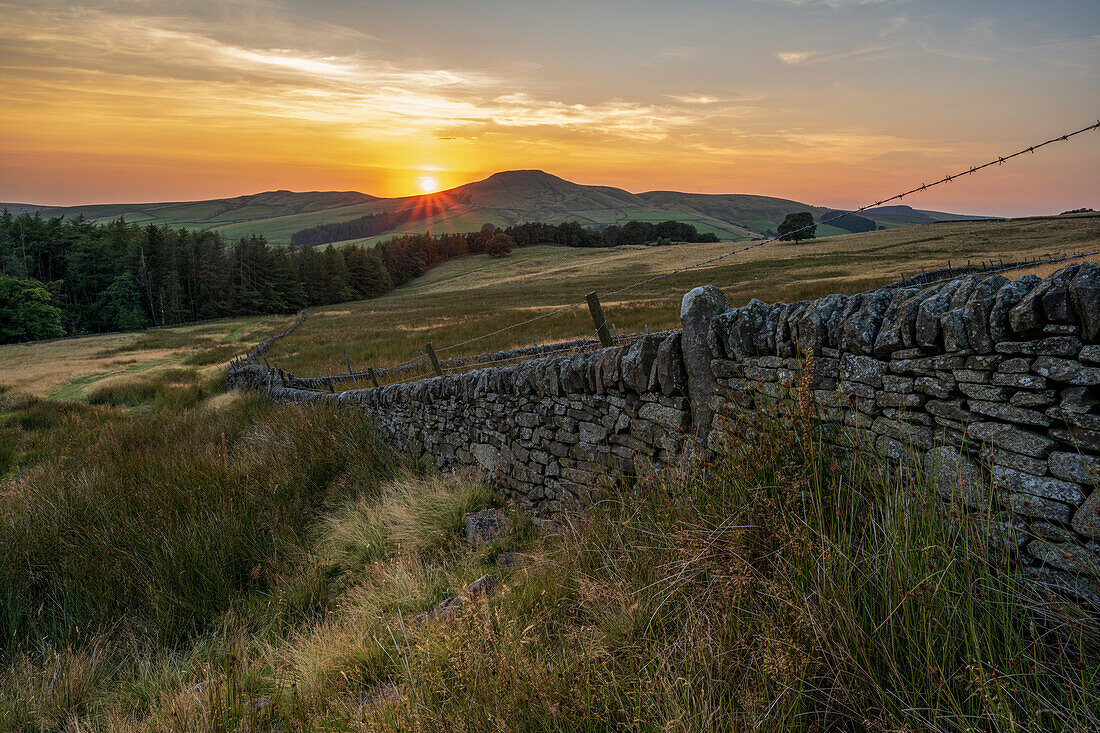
[0,0,1097,216]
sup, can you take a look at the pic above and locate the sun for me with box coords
[416,176,438,193]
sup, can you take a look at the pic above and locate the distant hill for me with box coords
[2,170,988,246]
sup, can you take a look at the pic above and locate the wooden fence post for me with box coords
[586,291,614,347]
[343,348,354,375]
[367,367,380,389]
[425,343,443,377]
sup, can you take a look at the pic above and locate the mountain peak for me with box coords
[483,169,564,183]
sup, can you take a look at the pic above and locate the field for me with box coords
[2,215,1099,731]
[0,315,293,399]
[265,213,1100,381]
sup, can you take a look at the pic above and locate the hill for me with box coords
[3,170,988,246]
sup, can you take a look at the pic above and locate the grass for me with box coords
[0,374,1096,730]
[264,214,1100,382]
[0,314,292,399]
[2,213,1099,729]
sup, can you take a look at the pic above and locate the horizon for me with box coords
[1,1,1098,217]
[0,168,986,217]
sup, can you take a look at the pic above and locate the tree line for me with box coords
[0,212,720,343]
[293,215,720,250]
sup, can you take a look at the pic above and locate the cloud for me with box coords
[764,0,904,9]
[776,45,894,66]
[0,5,728,142]
[667,94,720,104]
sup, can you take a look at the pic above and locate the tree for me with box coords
[98,272,148,331]
[486,233,515,258]
[777,212,816,242]
[0,275,65,343]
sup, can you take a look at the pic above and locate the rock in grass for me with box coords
[465,508,509,545]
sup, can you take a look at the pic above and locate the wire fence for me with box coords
[257,120,1100,392]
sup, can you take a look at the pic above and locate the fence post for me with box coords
[586,291,614,347]
[343,348,353,375]
[367,367,381,389]
[425,343,443,377]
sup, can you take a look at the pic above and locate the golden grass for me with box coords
[267,214,1100,380]
[0,315,294,398]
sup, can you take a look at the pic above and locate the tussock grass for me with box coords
[0,385,1096,730]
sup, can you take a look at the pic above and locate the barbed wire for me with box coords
[322,119,1100,378]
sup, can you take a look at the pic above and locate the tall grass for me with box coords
[0,381,1096,730]
[0,393,397,649]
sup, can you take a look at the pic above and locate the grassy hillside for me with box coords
[264,213,1100,380]
[0,369,1095,730]
[4,170,986,246]
[1,212,1099,730]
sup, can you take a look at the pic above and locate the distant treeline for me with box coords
[293,216,719,249]
[819,212,878,234]
[0,213,405,342]
[0,213,719,343]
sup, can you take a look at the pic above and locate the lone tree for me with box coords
[486,232,515,258]
[777,211,817,242]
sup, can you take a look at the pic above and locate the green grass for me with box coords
[1,380,1095,730]
[263,215,1100,383]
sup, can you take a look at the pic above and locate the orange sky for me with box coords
[1,1,1097,216]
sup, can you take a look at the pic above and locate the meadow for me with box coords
[265,214,1100,383]
[1,215,1099,730]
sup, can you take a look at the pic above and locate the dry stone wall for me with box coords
[703,263,1100,604]
[227,263,1100,604]
[228,331,691,514]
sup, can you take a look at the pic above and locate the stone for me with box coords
[837,289,890,355]
[957,383,1009,401]
[1082,345,1100,364]
[578,421,609,444]
[796,294,846,355]
[656,333,687,396]
[991,373,1047,390]
[925,446,985,507]
[464,509,509,545]
[980,445,1048,476]
[990,466,1085,505]
[998,357,1032,373]
[1042,264,1083,324]
[471,443,504,475]
[940,308,971,353]
[882,375,914,393]
[1025,540,1100,577]
[1051,427,1100,452]
[638,402,689,432]
[873,288,920,357]
[961,276,1005,353]
[621,335,663,394]
[967,401,1051,428]
[1049,451,1100,485]
[915,282,958,349]
[840,353,888,388]
[927,399,972,423]
[990,275,1039,342]
[681,285,730,437]
[876,392,923,409]
[1009,390,1056,408]
[1031,357,1100,385]
[914,377,953,399]
[995,336,1082,357]
[1072,491,1100,539]
[1026,566,1100,606]
[967,422,1055,458]
[1069,263,1100,343]
[953,369,989,383]
[1002,494,1074,524]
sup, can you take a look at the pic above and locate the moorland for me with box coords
[1,212,1098,731]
